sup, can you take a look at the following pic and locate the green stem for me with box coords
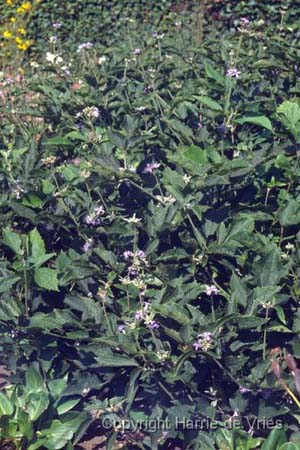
[263,307,269,361]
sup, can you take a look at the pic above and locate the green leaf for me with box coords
[197,95,223,111]
[183,145,208,165]
[27,392,49,421]
[48,378,68,399]
[25,367,45,393]
[42,179,55,195]
[0,392,14,416]
[155,304,190,325]
[34,268,59,291]
[57,398,80,415]
[277,100,300,139]
[261,428,287,450]
[39,420,75,450]
[93,350,139,367]
[254,247,288,287]
[204,62,224,84]
[236,115,273,132]
[228,273,248,313]
[30,228,46,258]
[3,229,22,254]
[279,444,300,450]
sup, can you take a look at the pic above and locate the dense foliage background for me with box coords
[1,1,300,449]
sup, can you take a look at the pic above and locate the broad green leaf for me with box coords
[57,398,80,415]
[204,61,224,84]
[39,420,75,450]
[228,273,248,313]
[197,95,223,111]
[48,378,68,399]
[279,444,300,450]
[236,115,273,132]
[277,100,300,139]
[25,367,45,393]
[261,428,287,450]
[94,351,139,367]
[279,200,300,226]
[155,304,190,325]
[0,392,14,416]
[27,392,49,421]
[183,145,208,165]
[34,268,59,291]
[3,229,22,254]
[29,228,46,258]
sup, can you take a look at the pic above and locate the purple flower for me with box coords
[240,17,250,26]
[135,310,143,320]
[85,215,101,226]
[133,48,142,55]
[83,240,93,252]
[123,250,134,260]
[205,285,219,296]
[117,325,126,334]
[226,68,241,78]
[144,162,161,174]
[239,386,252,394]
[143,301,151,311]
[94,206,105,215]
[193,340,202,351]
[149,320,159,330]
[52,22,62,28]
[137,250,146,260]
[201,332,213,342]
[128,266,139,277]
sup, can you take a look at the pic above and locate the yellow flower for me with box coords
[17,41,30,51]
[15,37,23,45]
[10,17,16,23]
[17,39,31,51]
[16,2,32,13]
[6,0,14,5]
[18,28,26,35]
[3,31,13,39]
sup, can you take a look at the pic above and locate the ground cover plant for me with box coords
[2,1,300,449]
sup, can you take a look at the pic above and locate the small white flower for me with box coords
[77,42,93,53]
[183,174,191,185]
[49,36,58,44]
[205,285,219,296]
[98,56,107,64]
[123,213,142,224]
[286,242,295,251]
[155,195,176,205]
[135,106,147,112]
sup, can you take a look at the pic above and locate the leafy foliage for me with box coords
[1,1,300,449]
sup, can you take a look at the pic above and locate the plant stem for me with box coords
[263,307,269,361]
